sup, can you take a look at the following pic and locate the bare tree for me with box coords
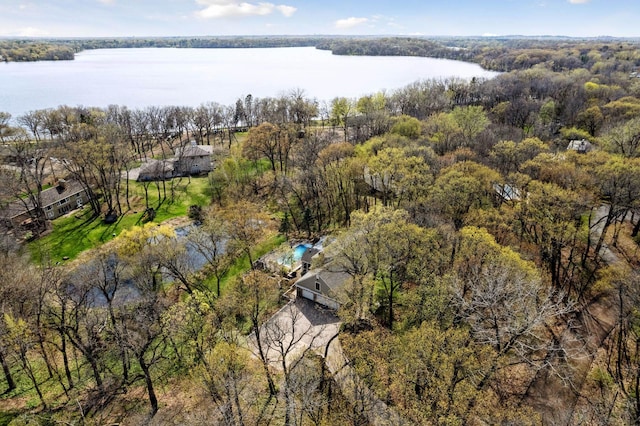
[122,295,168,417]
[452,255,575,393]
[188,215,232,297]
[262,302,326,426]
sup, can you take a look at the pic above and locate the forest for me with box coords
[4,34,640,73]
[0,36,325,62]
[1,37,640,425]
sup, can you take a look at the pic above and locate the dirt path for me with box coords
[524,206,621,425]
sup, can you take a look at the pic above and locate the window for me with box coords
[45,205,52,210]
[315,281,320,291]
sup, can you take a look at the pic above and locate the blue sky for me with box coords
[1,0,638,38]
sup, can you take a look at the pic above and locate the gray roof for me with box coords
[301,247,321,264]
[0,199,33,220]
[176,145,213,158]
[567,139,593,152]
[1,179,86,219]
[296,266,351,293]
[40,180,86,207]
[139,159,175,176]
[493,183,521,201]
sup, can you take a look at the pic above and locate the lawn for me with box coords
[204,233,287,294]
[0,411,20,426]
[30,177,211,263]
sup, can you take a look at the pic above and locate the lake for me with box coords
[0,47,499,119]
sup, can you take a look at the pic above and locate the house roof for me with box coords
[176,145,213,158]
[40,180,86,207]
[567,139,593,152]
[301,247,321,264]
[493,183,521,201]
[139,159,175,176]
[1,179,86,220]
[296,266,351,293]
[0,199,33,220]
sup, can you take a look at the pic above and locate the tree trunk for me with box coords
[139,356,159,416]
[0,350,16,392]
[22,354,46,409]
[89,356,103,391]
[252,320,277,396]
[60,331,74,389]
[106,300,128,383]
[284,382,294,426]
[388,290,393,329]
[632,215,640,238]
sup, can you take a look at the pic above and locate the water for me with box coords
[293,243,311,261]
[278,243,312,267]
[0,47,499,119]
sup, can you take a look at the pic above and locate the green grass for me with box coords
[0,410,20,426]
[205,233,287,293]
[30,177,211,263]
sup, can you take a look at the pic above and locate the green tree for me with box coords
[330,97,353,141]
[428,161,500,230]
[424,111,462,154]
[365,147,431,208]
[451,105,489,146]
[389,114,422,139]
[602,117,640,158]
[517,180,587,291]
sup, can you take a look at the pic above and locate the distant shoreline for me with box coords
[2,35,639,73]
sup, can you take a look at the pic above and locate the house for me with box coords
[301,247,321,276]
[137,159,175,181]
[294,266,350,310]
[135,142,215,181]
[174,142,214,176]
[1,179,90,228]
[567,139,594,154]
[363,165,391,194]
[493,183,521,203]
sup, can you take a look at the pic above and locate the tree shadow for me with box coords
[294,297,341,327]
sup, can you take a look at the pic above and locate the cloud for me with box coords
[276,5,296,17]
[16,27,50,37]
[568,0,590,3]
[98,0,116,4]
[196,0,296,19]
[335,17,369,30]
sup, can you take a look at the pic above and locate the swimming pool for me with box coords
[278,243,312,267]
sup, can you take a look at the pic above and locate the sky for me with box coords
[1,0,639,38]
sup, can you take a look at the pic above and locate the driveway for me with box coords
[249,297,341,370]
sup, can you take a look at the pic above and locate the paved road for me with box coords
[249,297,341,370]
[250,297,408,425]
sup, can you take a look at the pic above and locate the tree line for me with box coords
[4,35,640,76]
[0,36,325,62]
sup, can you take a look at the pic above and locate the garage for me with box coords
[315,294,339,310]
[300,288,315,302]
